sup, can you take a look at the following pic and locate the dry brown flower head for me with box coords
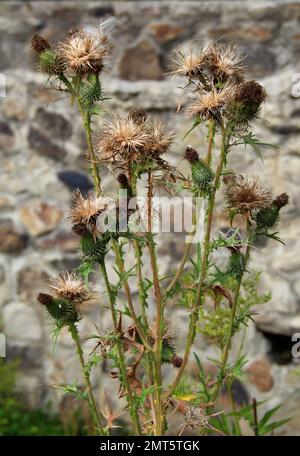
[70,190,111,236]
[186,85,232,121]
[208,44,245,83]
[169,44,212,79]
[49,271,91,303]
[58,29,112,74]
[225,176,271,214]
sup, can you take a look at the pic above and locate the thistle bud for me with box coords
[171,355,183,368]
[38,49,64,75]
[37,293,78,326]
[31,34,50,53]
[184,146,199,164]
[227,80,266,125]
[254,193,289,231]
[273,193,289,209]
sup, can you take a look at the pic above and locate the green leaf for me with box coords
[239,132,279,162]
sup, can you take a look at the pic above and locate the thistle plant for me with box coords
[32,27,289,436]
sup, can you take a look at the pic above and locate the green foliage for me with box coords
[210,401,290,436]
[0,360,67,436]
[238,132,279,162]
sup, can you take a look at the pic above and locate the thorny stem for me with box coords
[147,171,164,435]
[212,219,252,403]
[166,124,229,398]
[79,104,102,196]
[111,239,152,351]
[165,120,216,297]
[100,261,142,435]
[68,323,106,435]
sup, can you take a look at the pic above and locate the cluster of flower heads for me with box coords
[170,43,266,126]
[31,25,113,76]
[96,110,174,167]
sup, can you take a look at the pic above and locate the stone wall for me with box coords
[0,1,300,434]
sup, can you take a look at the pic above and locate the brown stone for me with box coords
[0,120,14,150]
[149,22,183,42]
[17,266,50,302]
[246,357,274,392]
[0,221,28,253]
[28,127,66,161]
[119,40,163,81]
[37,231,79,252]
[208,25,273,42]
[20,200,63,237]
[34,107,72,140]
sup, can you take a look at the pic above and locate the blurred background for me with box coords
[0,0,300,435]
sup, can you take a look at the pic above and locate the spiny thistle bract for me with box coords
[37,293,78,326]
[37,48,64,75]
[227,250,246,279]
[79,74,103,106]
[254,192,289,230]
[226,80,266,125]
[80,232,110,263]
[184,146,214,192]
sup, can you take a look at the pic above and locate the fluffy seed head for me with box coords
[169,44,212,79]
[147,121,174,158]
[49,272,91,303]
[225,176,271,214]
[70,190,110,236]
[208,45,245,83]
[31,34,51,53]
[58,29,112,74]
[97,116,150,162]
[186,85,231,121]
[128,109,148,125]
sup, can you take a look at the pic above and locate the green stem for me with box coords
[147,171,164,435]
[111,239,152,351]
[212,219,252,403]
[166,124,229,398]
[100,261,142,435]
[69,323,105,435]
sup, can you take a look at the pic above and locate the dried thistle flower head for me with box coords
[37,292,53,307]
[50,272,91,303]
[227,80,266,124]
[58,29,112,74]
[97,116,150,163]
[128,109,148,125]
[186,85,232,121]
[170,44,211,79]
[208,44,245,83]
[31,34,50,53]
[225,175,271,214]
[147,121,174,158]
[70,190,110,236]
